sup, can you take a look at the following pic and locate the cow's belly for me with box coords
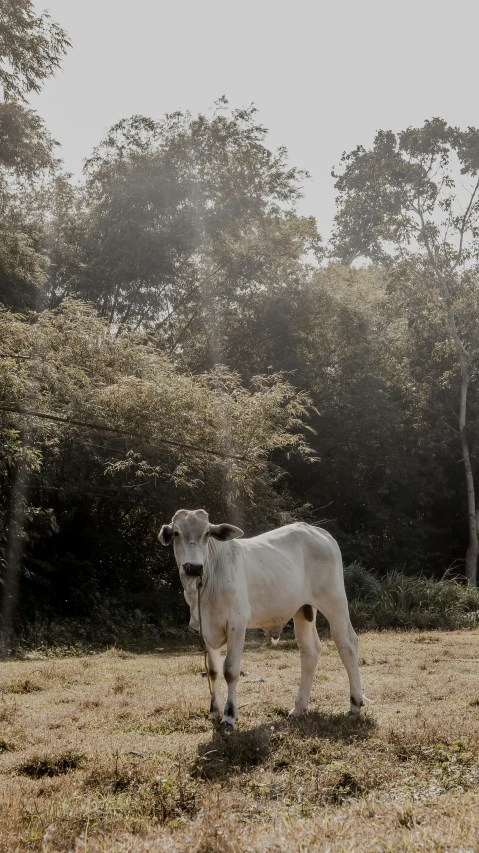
[247,599,304,630]
[243,548,309,628]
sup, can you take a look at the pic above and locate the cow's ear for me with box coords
[209,523,244,541]
[158,524,173,546]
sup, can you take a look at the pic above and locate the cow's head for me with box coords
[158,509,243,578]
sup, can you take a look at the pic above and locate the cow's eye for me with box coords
[204,531,210,538]
[173,531,179,537]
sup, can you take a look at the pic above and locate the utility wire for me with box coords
[0,404,247,462]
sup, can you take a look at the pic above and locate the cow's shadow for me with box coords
[193,710,376,781]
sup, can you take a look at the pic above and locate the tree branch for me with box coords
[0,404,247,462]
[168,310,200,354]
[416,197,469,370]
[0,353,35,360]
[453,173,479,271]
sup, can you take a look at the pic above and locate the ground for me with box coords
[1,629,479,852]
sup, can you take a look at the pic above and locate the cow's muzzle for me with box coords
[183,562,203,577]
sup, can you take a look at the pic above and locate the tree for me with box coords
[0,103,59,311]
[0,301,314,652]
[0,2,69,312]
[212,262,453,572]
[64,104,321,354]
[0,0,69,102]
[331,119,479,583]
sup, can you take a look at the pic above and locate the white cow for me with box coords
[159,509,364,727]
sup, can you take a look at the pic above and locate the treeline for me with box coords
[1,3,479,647]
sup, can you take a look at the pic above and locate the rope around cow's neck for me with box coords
[197,578,212,696]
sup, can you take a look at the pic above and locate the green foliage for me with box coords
[57,104,321,349]
[0,0,70,101]
[0,3,68,313]
[0,301,313,489]
[0,200,49,311]
[342,562,382,603]
[343,564,479,630]
[13,605,173,655]
[331,118,479,268]
[11,565,479,653]
[17,751,83,778]
[0,102,54,173]
[199,261,457,570]
[0,301,314,636]
[331,118,479,583]
[2,13,479,644]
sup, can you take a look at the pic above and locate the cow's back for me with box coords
[238,523,344,628]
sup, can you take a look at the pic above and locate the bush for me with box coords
[9,564,479,655]
[343,561,382,603]
[11,602,191,656]
[343,564,479,630]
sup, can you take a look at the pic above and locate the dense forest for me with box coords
[2,2,479,651]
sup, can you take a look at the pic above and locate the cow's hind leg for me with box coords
[205,642,224,721]
[222,622,247,727]
[318,595,363,715]
[289,605,321,716]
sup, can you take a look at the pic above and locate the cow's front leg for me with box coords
[222,623,247,727]
[205,642,224,721]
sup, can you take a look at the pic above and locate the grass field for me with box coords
[1,629,479,852]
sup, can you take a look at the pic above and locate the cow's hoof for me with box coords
[209,712,222,723]
[288,706,306,717]
[348,695,364,717]
[220,716,236,731]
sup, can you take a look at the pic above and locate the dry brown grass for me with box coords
[1,630,479,852]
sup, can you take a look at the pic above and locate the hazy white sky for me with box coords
[32,0,479,240]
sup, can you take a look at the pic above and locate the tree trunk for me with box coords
[434,270,478,585]
[0,459,28,658]
[459,370,478,585]
[416,212,478,583]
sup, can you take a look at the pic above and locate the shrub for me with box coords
[8,563,479,655]
[343,564,479,631]
[17,751,84,778]
[343,561,382,603]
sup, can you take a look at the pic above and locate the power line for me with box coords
[0,404,247,462]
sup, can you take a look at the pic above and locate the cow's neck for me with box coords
[200,537,232,602]
[181,539,237,607]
